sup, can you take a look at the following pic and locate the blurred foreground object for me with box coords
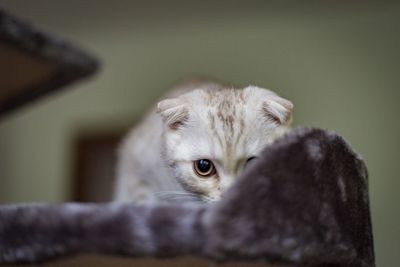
[0,9,99,116]
[0,128,375,267]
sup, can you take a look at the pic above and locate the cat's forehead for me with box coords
[185,89,244,134]
[179,88,267,159]
[182,88,248,122]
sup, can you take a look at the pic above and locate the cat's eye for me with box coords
[245,157,257,166]
[193,159,216,177]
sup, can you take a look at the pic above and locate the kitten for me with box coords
[113,80,293,203]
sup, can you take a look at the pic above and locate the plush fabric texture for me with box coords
[0,128,375,267]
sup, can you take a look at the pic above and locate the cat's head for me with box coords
[157,85,293,202]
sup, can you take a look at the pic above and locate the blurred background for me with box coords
[0,1,398,266]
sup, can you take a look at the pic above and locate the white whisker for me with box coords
[155,190,207,204]
[155,191,199,197]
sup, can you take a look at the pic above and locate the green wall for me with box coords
[0,1,399,266]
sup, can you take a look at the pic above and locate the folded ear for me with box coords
[157,98,189,130]
[262,95,293,126]
[244,86,293,126]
